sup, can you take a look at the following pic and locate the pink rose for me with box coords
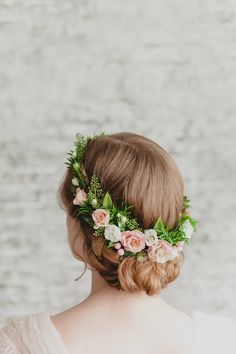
[148,245,170,264]
[92,209,110,227]
[158,240,174,252]
[158,240,178,260]
[148,240,178,263]
[73,187,87,205]
[121,230,146,253]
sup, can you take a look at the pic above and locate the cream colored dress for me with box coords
[0,310,235,354]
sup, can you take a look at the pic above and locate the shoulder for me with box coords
[191,310,236,354]
[0,312,69,354]
[0,312,51,354]
[0,328,18,354]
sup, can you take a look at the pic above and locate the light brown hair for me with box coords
[58,132,184,296]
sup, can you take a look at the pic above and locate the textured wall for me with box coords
[1,0,236,326]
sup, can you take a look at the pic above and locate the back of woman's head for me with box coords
[59,132,185,296]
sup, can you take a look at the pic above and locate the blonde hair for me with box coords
[58,132,184,296]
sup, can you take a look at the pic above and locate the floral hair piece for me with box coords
[65,132,198,264]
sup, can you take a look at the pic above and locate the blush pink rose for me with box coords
[73,187,87,205]
[121,230,146,253]
[148,244,167,263]
[158,240,179,260]
[92,209,110,227]
[148,240,178,263]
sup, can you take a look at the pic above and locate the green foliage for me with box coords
[102,191,114,209]
[87,175,105,208]
[183,195,191,209]
[94,227,105,237]
[116,203,140,231]
[65,131,105,192]
[106,240,116,248]
[125,217,140,231]
[76,203,94,218]
[153,212,198,246]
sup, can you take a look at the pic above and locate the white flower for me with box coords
[182,219,194,239]
[104,224,122,242]
[155,247,171,264]
[144,229,158,246]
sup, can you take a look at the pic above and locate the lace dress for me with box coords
[0,310,235,354]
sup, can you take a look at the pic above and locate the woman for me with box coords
[1,131,235,354]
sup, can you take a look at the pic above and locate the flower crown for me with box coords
[65,132,198,264]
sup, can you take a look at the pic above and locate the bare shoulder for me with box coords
[50,301,194,354]
[50,302,97,354]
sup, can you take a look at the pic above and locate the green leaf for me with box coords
[78,215,92,224]
[153,216,165,233]
[183,195,191,209]
[189,217,199,230]
[107,240,115,248]
[102,191,114,209]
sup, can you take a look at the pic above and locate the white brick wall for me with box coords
[1,0,236,325]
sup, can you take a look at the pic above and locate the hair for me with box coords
[58,132,185,296]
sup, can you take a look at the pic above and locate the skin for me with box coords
[51,212,194,354]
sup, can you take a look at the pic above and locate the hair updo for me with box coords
[58,132,185,296]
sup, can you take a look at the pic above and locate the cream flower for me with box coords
[104,224,122,242]
[144,229,158,246]
[182,219,194,239]
[150,247,171,264]
[148,240,179,263]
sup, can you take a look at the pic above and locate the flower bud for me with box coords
[72,177,79,186]
[91,198,98,207]
[121,216,127,223]
[117,248,125,256]
[73,162,80,170]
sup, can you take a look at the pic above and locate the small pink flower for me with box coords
[117,248,125,256]
[148,240,178,264]
[73,187,87,206]
[114,242,122,250]
[121,230,146,253]
[92,209,110,227]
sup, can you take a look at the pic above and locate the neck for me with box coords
[87,269,169,311]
